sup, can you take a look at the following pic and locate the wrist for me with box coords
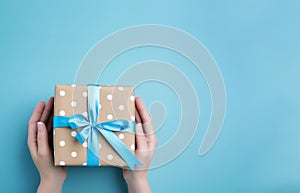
[123,170,148,183]
[40,176,65,188]
[38,178,64,193]
[125,174,148,185]
[124,174,151,193]
[40,170,67,185]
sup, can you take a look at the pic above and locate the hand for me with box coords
[27,97,67,193]
[123,97,158,193]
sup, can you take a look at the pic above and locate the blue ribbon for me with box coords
[53,85,141,170]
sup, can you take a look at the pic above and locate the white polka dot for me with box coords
[82,142,88,148]
[119,133,125,139]
[53,130,56,135]
[82,112,88,118]
[99,104,102,109]
[130,144,135,150]
[59,161,65,166]
[71,131,77,137]
[59,110,65,116]
[118,105,125,111]
[130,96,135,101]
[82,91,88,97]
[59,140,65,147]
[82,162,87,166]
[131,116,135,121]
[107,154,113,160]
[107,94,112,101]
[118,87,124,91]
[59,90,66,96]
[54,151,55,155]
[99,143,101,149]
[71,151,77,158]
[71,101,77,107]
[71,84,76,87]
[107,114,113,120]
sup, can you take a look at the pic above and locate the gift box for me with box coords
[53,84,140,170]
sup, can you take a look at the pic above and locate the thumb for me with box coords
[37,122,50,156]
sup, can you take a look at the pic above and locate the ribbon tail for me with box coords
[101,130,141,170]
[87,127,100,166]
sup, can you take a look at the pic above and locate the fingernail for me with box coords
[37,122,43,131]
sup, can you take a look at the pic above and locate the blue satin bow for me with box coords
[53,85,141,170]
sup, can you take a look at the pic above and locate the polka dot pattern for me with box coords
[54,85,136,167]
[107,154,113,160]
[119,134,125,140]
[60,90,66,96]
[107,114,113,120]
[59,140,65,147]
[71,151,77,158]
[130,144,135,150]
[130,95,135,101]
[82,91,87,97]
[71,131,77,137]
[118,105,125,111]
[71,101,77,107]
[59,110,65,116]
[107,94,113,101]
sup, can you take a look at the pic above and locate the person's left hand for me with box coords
[27,97,67,193]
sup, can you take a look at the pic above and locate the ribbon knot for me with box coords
[53,85,141,170]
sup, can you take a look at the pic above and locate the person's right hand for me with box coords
[123,97,158,193]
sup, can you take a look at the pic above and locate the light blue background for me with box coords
[1,1,300,193]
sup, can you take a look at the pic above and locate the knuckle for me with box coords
[28,119,35,125]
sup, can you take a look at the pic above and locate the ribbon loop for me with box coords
[68,114,89,129]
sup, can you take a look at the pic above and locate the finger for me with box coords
[135,97,157,149]
[135,101,142,124]
[28,101,45,155]
[40,97,54,124]
[29,101,45,126]
[135,123,148,150]
[135,97,155,135]
[37,122,51,156]
[147,133,158,150]
[135,97,151,124]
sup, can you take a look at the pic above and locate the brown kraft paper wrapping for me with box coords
[53,84,136,167]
